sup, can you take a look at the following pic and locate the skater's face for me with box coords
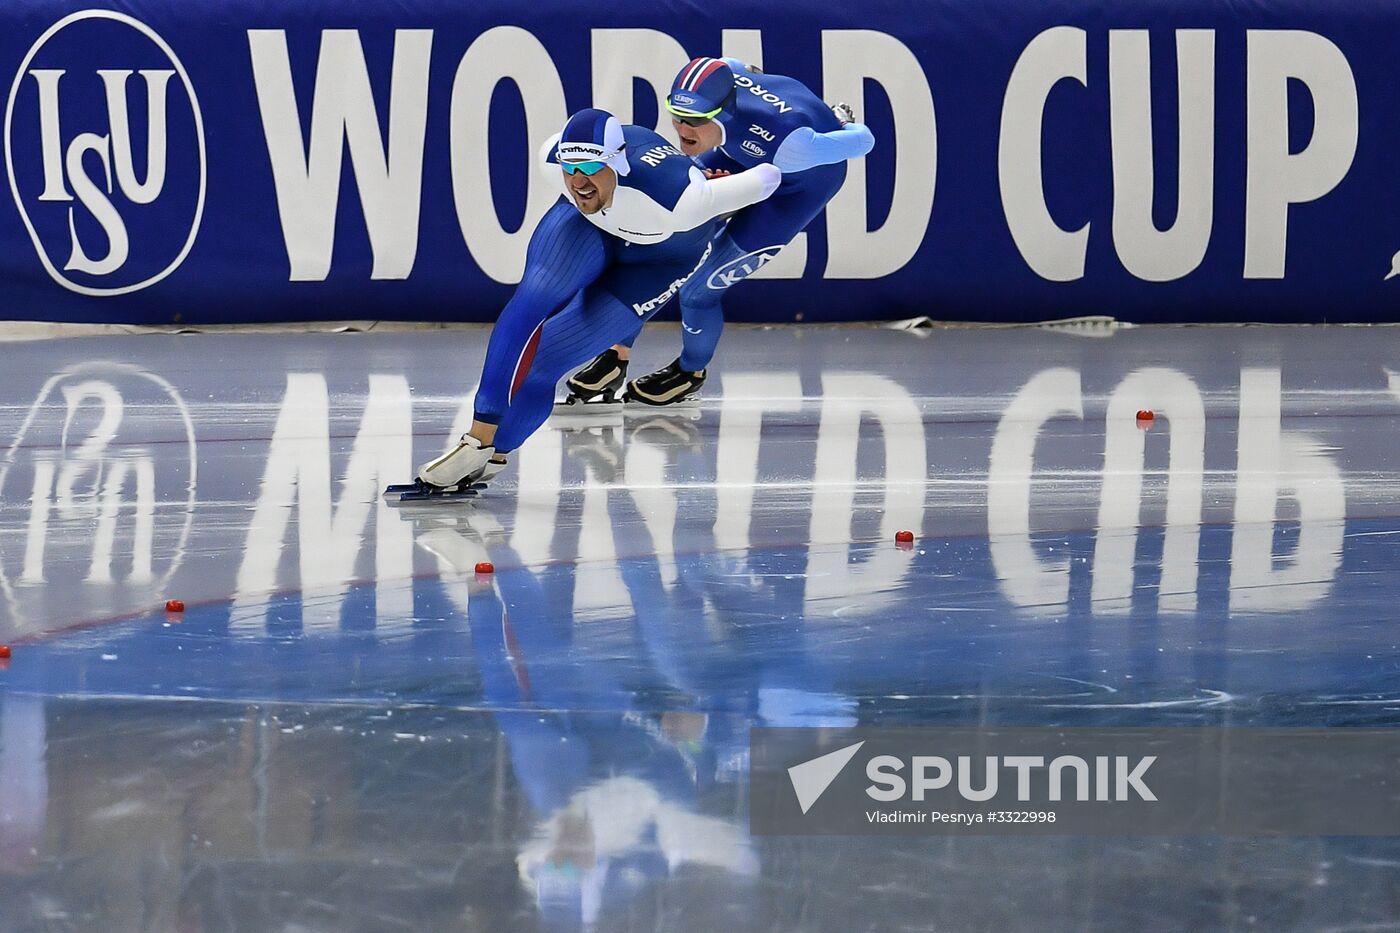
[563,163,616,215]
[672,117,722,157]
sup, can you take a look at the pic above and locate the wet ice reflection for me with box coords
[1,363,196,636]
[3,325,1400,929]
[1,333,1383,638]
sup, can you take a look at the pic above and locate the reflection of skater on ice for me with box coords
[518,774,759,928]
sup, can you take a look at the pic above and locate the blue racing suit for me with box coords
[473,122,780,451]
[675,64,874,371]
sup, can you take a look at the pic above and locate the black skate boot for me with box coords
[624,358,705,407]
[556,349,627,414]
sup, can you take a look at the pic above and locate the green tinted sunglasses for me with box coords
[561,160,608,176]
[665,100,723,126]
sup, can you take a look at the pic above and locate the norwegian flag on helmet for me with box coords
[668,57,737,113]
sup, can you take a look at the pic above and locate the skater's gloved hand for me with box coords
[703,168,732,180]
[829,102,856,126]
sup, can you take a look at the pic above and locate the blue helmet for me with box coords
[556,108,630,176]
[666,57,737,121]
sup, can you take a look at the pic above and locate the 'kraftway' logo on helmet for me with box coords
[4,10,207,296]
[707,245,783,289]
[558,143,605,158]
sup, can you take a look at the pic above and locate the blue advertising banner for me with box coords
[0,1,1397,324]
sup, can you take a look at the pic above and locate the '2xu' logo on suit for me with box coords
[4,10,206,296]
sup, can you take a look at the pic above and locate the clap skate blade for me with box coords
[382,479,481,503]
[623,399,701,419]
[553,393,623,412]
[551,394,624,424]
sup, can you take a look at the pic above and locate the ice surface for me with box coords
[2,323,1399,930]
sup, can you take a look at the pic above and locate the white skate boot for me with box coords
[384,436,504,503]
[417,434,495,488]
[476,457,510,484]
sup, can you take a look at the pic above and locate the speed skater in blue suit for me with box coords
[412,107,781,492]
[561,56,874,408]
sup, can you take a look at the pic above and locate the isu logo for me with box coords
[0,363,198,635]
[4,10,206,296]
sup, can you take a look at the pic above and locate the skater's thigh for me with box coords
[597,250,706,323]
[724,161,846,254]
[532,286,645,377]
[514,199,614,308]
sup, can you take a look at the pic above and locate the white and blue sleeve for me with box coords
[666,164,783,232]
